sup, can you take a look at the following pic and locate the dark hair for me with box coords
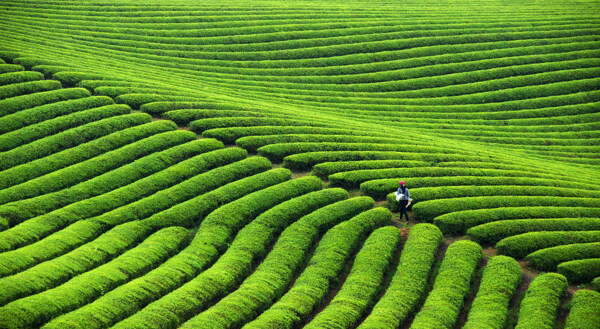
[400,185,407,193]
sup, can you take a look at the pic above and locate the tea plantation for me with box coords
[0,0,599,327]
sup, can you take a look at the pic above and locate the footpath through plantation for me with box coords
[0,0,599,328]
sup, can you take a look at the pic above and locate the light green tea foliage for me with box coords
[515,273,568,329]
[0,0,598,327]
[565,290,600,329]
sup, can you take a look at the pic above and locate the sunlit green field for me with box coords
[1,0,599,328]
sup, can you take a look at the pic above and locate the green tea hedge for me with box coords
[0,88,90,117]
[0,71,43,86]
[436,207,600,235]
[359,223,443,329]
[417,196,600,224]
[240,205,386,329]
[32,158,278,328]
[0,113,155,171]
[0,130,198,225]
[497,231,600,259]
[0,80,62,100]
[515,273,567,329]
[0,120,173,190]
[43,188,348,329]
[463,256,522,329]
[0,227,190,329]
[0,147,249,286]
[468,218,600,244]
[410,240,482,329]
[305,226,401,329]
[526,242,600,271]
[0,103,129,151]
[557,258,600,283]
[113,176,350,329]
[0,95,114,135]
[564,290,600,329]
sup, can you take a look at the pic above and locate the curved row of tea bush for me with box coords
[515,273,567,329]
[0,113,153,172]
[114,94,201,110]
[190,117,331,134]
[469,218,600,244]
[0,87,90,116]
[497,231,600,259]
[0,147,249,279]
[236,134,405,153]
[50,71,107,87]
[285,151,488,171]
[194,205,387,329]
[463,256,522,329]
[0,103,130,151]
[0,227,190,329]
[304,226,401,329]
[0,70,43,86]
[558,258,600,283]
[0,79,61,100]
[258,142,456,162]
[31,65,70,78]
[436,207,600,235]
[0,130,198,225]
[406,185,600,202]
[94,86,191,99]
[0,120,174,190]
[203,126,396,144]
[140,101,217,115]
[564,290,600,329]
[418,197,600,223]
[313,159,429,178]
[42,188,348,329]
[388,186,600,211]
[0,132,204,251]
[110,174,331,328]
[80,80,163,94]
[358,223,443,329]
[361,176,600,198]
[163,109,268,125]
[0,63,23,74]
[0,95,113,135]
[526,242,600,272]
[410,240,482,329]
[35,165,287,328]
[330,167,569,189]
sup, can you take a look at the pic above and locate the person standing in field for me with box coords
[396,180,410,222]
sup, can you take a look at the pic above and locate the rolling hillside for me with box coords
[1,0,599,328]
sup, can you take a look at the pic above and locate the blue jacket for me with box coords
[397,187,410,201]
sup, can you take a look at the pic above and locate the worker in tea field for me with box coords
[395,180,411,222]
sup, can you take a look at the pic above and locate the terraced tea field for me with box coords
[1,0,599,327]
